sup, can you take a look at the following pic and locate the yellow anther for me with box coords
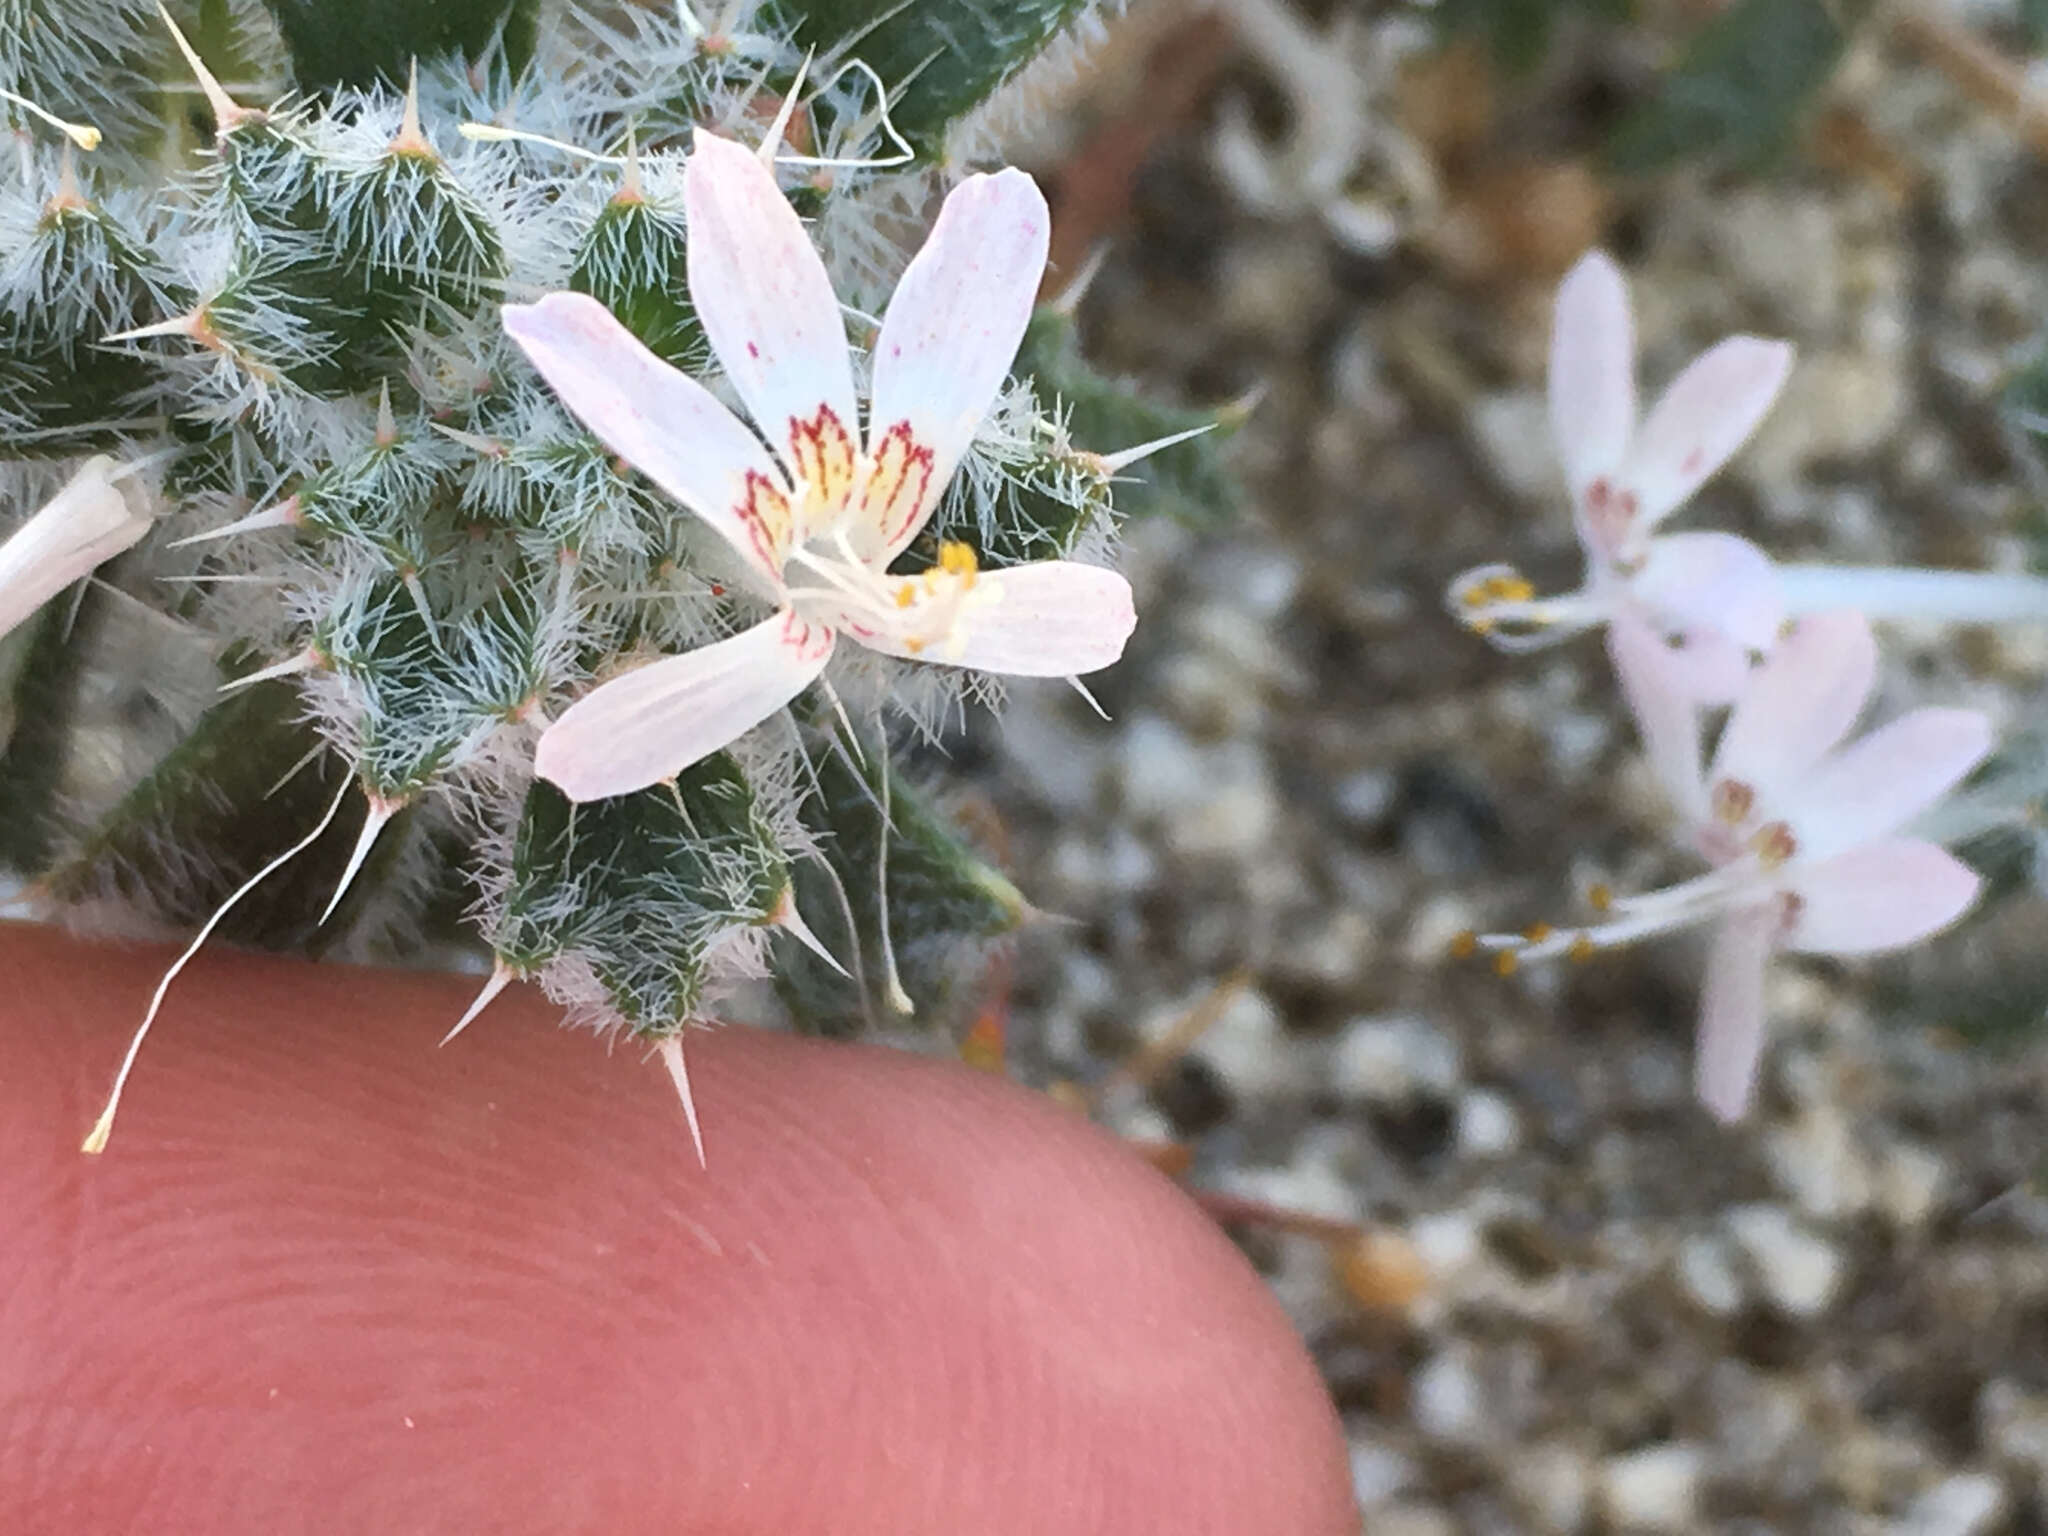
[904,637,926,655]
[1470,617,1496,636]
[1712,779,1756,826]
[1751,822,1797,870]
[1568,935,1596,964]
[1493,950,1520,978]
[895,582,916,608]
[1523,921,1554,944]
[1460,585,1491,609]
[1487,576,1535,603]
[938,540,979,578]
[1448,931,1477,960]
[1588,883,1613,913]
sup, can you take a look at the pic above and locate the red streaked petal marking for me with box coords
[859,421,936,556]
[786,404,859,537]
[737,469,794,572]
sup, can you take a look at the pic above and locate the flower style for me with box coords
[0,455,155,645]
[504,132,1136,802]
[1475,609,1991,1122]
[1449,250,1795,702]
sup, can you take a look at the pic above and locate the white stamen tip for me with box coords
[658,1035,707,1169]
[0,87,101,150]
[319,794,401,926]
[442,962,516,1046]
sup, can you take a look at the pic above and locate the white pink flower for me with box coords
[1449,250,1794,702]
[504,131,1135,802]
[0,456,155,644]
[1477,609,1991,1122]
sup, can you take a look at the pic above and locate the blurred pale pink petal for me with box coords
[1784,840,1982,956]
[535,614,834,802]
[1547,251,1636,508]
[1607,610,1706,821]
[684,131,859,484]
[858,169,1050,564]
[1624,336,1793,528]
[1628,530,1784,656]
[1788,707,1993,863]
[503,293,790,588]
[1696,905,1776,1124]
[0,456,153,643]
[1713,609,1875,798]
[856,561,1135,677]
[1653,629,1753,706]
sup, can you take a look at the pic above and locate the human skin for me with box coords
[0,925,1354,1533]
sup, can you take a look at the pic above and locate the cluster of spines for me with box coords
[1,0,1226,1043]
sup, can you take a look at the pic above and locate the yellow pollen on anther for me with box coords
[904,637,926,655]
[1751,822,1797,870]
[1493,950,1520,978]
[1588,883,1613,912]
[1568,935,1596,964]
[1448,930,1478,960]
[1487,576,1534,603]
[895,582,915,608]
[937,541,979,580]
[1712,780,1756,825]
[1523,922,1554,943]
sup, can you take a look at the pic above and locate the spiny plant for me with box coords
[0,0,1234,1151]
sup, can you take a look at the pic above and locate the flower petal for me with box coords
[1607,609,1705,821]
[1784,839,1982,956]
[534,613,833,801]
[858,561,1135,677]
[1548,250,1636,509]
[1696,904,1777,1124]
[1623,336,1792,528]
[504,293,791,588]
[683,130,858,485]
[1785,707,1994,863]
[0,456,153,643]
[1713,609,1875,803]
[1651,629,1754,707]
[1629,530,1784,656]
[855,168,1051,563]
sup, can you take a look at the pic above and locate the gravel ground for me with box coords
[969,3,2048,1530]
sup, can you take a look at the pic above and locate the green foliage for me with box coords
[0,184,174,453]
[490,764,787,1030]
[1431,0,1630,75]
[2024,0,2048,51]
[778,738,1025,1035]
[0,0,1176,1035]
[34,677,390,952]
[1013,304,1237,524]
[0,589,101,870]
[772,0,1091,156]
[264,0,540,89]
[1607,0,1871,174]
[568,188,706,372]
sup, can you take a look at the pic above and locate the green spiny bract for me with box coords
[1,0,1197,1039]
